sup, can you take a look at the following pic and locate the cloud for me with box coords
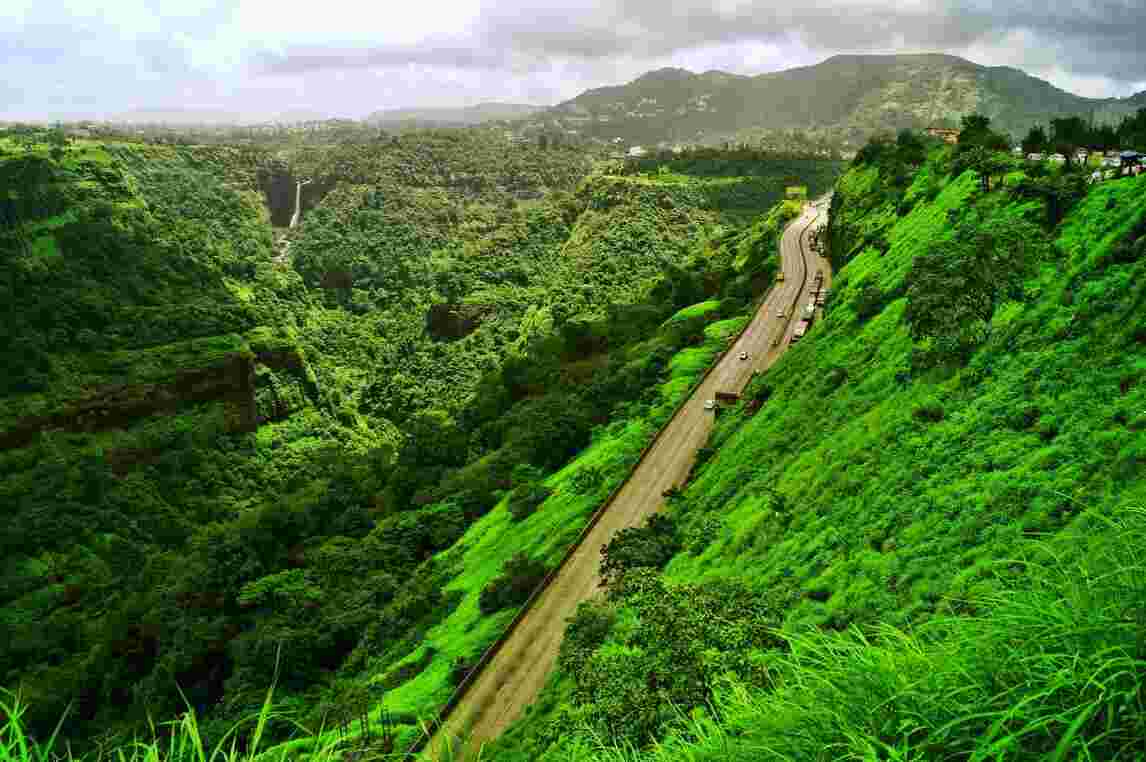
[4,0,1145,121]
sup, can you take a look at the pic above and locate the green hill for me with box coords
[484,135,1146,761]
[544,53,1146,148]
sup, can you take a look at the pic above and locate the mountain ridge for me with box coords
[364,101,542,126]
[542,53,1146,147]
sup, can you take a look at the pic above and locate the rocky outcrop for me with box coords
[426,303,496,340]
[0,353,257,452]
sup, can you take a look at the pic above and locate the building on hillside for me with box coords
[1012,146,1024,156]
[628,145,647,157]
[1049,153,1067,165]
[1121,150,1141,169]
[1027,153,1046,161]
[926,127,960,144]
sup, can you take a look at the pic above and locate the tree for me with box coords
[478,553,549,614]
[598,514,680,587]
[957,114,1009,153]
[905,214,1050,364]
[954,145,1011,192]
[1021,125,1047,155]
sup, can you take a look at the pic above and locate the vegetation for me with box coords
[1,126,842,756]
[485,122,1146,759]
[14,102,1143,762]
[546,54,1146,150]
[1020,109,1146,160]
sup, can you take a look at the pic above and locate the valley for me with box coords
[3,56,1146,762]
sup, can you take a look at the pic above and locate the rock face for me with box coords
[426,303,496,340]
[0,353,257,452]
[257,162,297,227]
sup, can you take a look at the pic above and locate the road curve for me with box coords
[422,200,831,760]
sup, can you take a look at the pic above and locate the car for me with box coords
[776,309,787,319]
[703,399,716,410]
[738,351,749,361]
[776,272,785,282]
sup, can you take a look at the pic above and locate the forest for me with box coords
[4,110,1143,760]
[0,126,842,754]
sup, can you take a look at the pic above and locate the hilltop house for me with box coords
[628,145,647,158]
[926,127,960,144]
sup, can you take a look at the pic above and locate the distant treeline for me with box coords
[1020,109,1146,154]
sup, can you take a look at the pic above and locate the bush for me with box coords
[507,482,553,522]
[557,600,617,675]
[478,553,549,614]
[599,514,681,587]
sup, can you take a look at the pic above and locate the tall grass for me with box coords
[556,507,1146,762]
[1,651,351,762]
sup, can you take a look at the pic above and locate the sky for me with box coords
[3,0,1146,122]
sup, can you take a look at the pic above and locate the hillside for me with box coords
[481,133,1146,760]
[365,103,543,128]
[0,128,843,753]
[544,53,1146,148]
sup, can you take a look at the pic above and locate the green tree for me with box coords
[1021,125,1047,155]
[905,213,1050,363]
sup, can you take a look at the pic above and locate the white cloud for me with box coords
[2,0,1144,121]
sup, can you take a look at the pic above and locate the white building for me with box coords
[628,145,648,158]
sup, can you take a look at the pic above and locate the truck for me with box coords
[789,319,810,344]
[714,390,740,403]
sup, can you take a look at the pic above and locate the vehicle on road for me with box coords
[776,272,785,282]
[790,320,809,344]
[703,399,716,410]
[714,391,740,403]
[738,351,749,361]
[777,309,787,318]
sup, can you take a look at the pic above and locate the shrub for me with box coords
[478,553,549,614]
[507,482,552,522]
[557,600,617,675]
[599,514,681,587]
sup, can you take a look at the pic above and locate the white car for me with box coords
[703,399,716,410]
[776,309,787,319]
[738,351,749,361]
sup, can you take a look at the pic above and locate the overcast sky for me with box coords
[4,0,1145,121]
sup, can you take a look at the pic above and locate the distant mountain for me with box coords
[103,108,337,125]
[105,108,252,125]
[544,54,1145,147]
[365,102,543,127]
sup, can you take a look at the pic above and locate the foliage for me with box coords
[507,483,553,522]
[905,207,1051,363]
[492,126,1146,759]
[0,132,843,756]
[598,515,681,588]
[477,554,550,615]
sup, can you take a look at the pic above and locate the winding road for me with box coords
[421,199,832,760]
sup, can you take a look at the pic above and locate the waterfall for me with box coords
[289,178,312,229]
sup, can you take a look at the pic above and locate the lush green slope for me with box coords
[487,143,1146,760]
[0,130,843,755]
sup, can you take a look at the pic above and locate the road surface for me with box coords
[422,200,831,759]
